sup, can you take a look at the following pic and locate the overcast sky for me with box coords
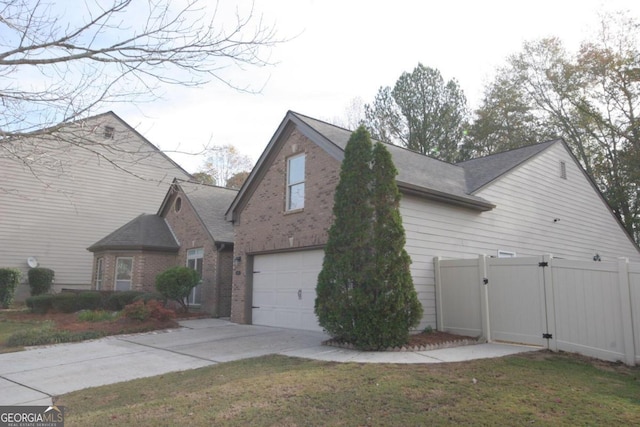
[116,0,639,173]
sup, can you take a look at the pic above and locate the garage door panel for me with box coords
[253,289,275,307]
[275,290,299,307]
[252,250,324,331]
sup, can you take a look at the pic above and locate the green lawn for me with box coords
[0,312,52,353]
[58,351,639,426]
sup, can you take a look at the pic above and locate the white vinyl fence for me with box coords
[434,255,639,366]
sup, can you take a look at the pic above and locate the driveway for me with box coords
[0,318,537,405]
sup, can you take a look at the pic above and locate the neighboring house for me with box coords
[88,180,237,316]
[0,112,192,298]
[226,111,640,332]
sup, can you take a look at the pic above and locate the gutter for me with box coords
[397,181,495,212]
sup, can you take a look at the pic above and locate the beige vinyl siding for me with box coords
[0,113,190,291]
[402,142,640,328]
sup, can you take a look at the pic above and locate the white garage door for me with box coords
[252,250,324,331]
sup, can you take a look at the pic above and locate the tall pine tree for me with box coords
[315,126,422,350]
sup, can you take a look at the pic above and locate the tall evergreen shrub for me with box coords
[315,127,423,350]
[361,142,422,349]
[315,126,374,343]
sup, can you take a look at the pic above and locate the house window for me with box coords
[104,125,115,139]
[174,196,182,213]
[287,154,305,211]
[187,248,204,306]
[115,257,133,291]
[95,258,104,290]
[560,161,567,179]
[497,250,516,258]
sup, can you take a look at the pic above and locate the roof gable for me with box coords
[457,140,560,193]
[87,214,179,252]
[159,179,238,243]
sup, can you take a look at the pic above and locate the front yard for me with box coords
[58,352,639,426]
[0,308,180,352]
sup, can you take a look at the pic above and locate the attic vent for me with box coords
[560,161,567,179]
[104,125,115,139]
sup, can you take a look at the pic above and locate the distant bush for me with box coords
[28,268,55,296]
[105,291,144,311]
[155,266,199,312]
[0,268,21,308]
[26,294,55,314]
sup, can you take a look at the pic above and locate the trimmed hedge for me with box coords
[0,268,21,308]
[105,291,144,311]
[26,294,55,314]
[28,268,55,296]
[26,292,104,314]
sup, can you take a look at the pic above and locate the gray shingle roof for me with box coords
[88,214,178,252]
[227,111,562,219]
[292,112,561,200]
[292,113,495,209]
[178,181,237,243]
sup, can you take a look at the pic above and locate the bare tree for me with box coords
[330,97,366,130]
[0,0,281,167]
[199,144,253,187]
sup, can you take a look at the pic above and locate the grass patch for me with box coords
[5,325,105,347]
[58,352,640,426]
[0,312,51,352]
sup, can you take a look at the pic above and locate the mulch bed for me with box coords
[324,330,481,352]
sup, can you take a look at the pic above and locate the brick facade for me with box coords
[92,251,177,292]
[231,127,341,323]
[90,186,234,317]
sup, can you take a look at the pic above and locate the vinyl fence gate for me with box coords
[434,255,640,366]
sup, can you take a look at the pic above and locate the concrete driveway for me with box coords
[0,318,537,406]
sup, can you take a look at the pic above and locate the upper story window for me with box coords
[287,154,305,211]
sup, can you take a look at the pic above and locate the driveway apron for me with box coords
[0,318,536,405]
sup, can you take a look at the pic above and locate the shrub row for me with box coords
[25,290,166,314]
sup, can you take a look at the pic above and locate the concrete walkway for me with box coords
[0,319,538,406]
